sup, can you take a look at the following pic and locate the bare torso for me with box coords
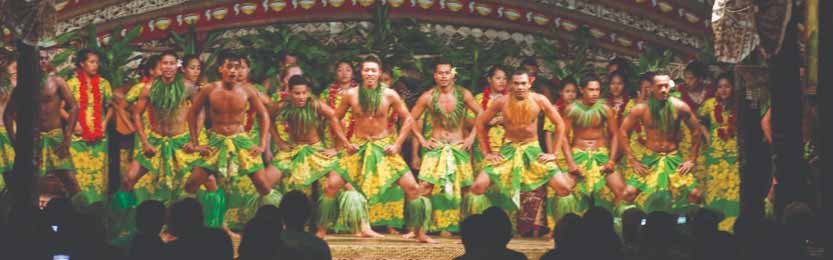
[347,87,397,140]
[631,99,690,153]
[569,103,611,150]
[38,76,65,131]
[499,96,542,144]
[148,81,198,136]
[284,103,324,145]
[427,89,466,143]
[206,83,252,135]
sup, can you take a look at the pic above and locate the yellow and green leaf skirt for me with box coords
[70,136,108,206]
[0,128,14,175]
[38,129,75,176]
[472,126,506,172]
[704,138,739,232]
[339,136,408,228]
[133,131,199,203]
[418,143,474,232]
[482,141,559,214]
[625,150,698,213]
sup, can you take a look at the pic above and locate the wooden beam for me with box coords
[56,0,127,21]
[588,0,710,37]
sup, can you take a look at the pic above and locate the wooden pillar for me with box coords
[768,2,808,220]
[735,65,770,224]
[9,40,40,208]
[815,0,831,252]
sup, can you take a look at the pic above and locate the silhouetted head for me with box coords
[280,190,311,231]
[460,214,487,252]
[200,228,235,260]
[254,205,281,223]
[238,216,283,260]
[553,213,582,248]
[482,206,512,247]
[136,200,165,234]
[691,208,723,238]
[169,198,204,238]
[621,208,647,244]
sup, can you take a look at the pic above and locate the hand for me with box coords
[567,161,581,176]
[485,152,503,162]
[249,145,264,156]
[601,160,616,174]
[537,153,557,163]
[321,148,338,158]
[628,157,649,176]
[276,141,290,152]
[57,140,70,158]
[462,136,476,151]
[183,142,196,153]
[383,144,401,155]
[345,143,360,154]
[411,156,422,170]
[677,160,695,175]
[421,139,440,150]
[74,122,83,136]
[142,142,157,157]
[489,116,504,126]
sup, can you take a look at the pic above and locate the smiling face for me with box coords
[361,61,381,88]
[652,75,672,101]
[716,78,732,101]
[510,73,531,100]
[434,64,454,88]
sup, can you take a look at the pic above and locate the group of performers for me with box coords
[0,48,744,243]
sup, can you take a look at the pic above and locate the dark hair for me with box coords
[511,69,529,78]
[182,54,200,66]
[460,214,486,252]
[287,75,312,90]
[279,190,311,230]
[715,72,733,84]
[580,75,601,88]
[553,213,582,246]
[139,55,161,77]
[608,57,630,70]
[159,50,179,61]
[650,70,671,83]
[74,48,101,69]
[482,207,512,247]
[685,61,707,79]
[521,57,538,67]
[218,50,243,67]
[608,70,627,84]
[639,72,655,84]
[238,216,283,260]
[560,77,578,90]
[361,54,383,70]
[486,65,505,78]
[169,198,204,238]
[278,50,295,64]
[433,58,453,70]
[335,59,353,71]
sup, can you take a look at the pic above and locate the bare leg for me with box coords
[687,187,702,204]
[317,171,345,239]
[622,185,640,203]
[185,167,211,194]
[549,172,575,197]
[469,171,493,195]
[250,168,282,196]
[120,161,147,192]
[605,171,628,204]
[204,175,218,192]
[398,172,435,243]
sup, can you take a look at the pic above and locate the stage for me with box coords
[233,235,554,260]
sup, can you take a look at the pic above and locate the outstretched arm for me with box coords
[249,87,271,150]
[560,105,577,173]
[391,91,414,149]
[475,97,501,155]
[409,92,432,147]
[132,86,152,150]
[604,105,619,172]
[188,84,209,145]
[462,89,483,150]
[320,102,352,150]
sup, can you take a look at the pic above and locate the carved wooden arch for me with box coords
[52,0,708,57]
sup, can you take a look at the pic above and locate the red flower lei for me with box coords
[714,101,736,140]
[679,85,712,112]
[480,86,508,148]
[77,70,104,141]
[329,81,358,138]
[607,95,629,124]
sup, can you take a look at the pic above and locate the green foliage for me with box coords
[169,26,228,83]
[51,25,143,86]
[535,27,596,88]
[438,36,519,92]
[635,47,674,76]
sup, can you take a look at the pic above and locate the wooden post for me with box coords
[815,0,830,252]
[768,2,808,220]
[9,40,40,208]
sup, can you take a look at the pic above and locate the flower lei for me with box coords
[328,81,358,138]
[480,86,508,148]
[431,86,466,129]
[77,70,104,141]
[679,86,711,112]
[714,101,736,141]
[607,95,629,124]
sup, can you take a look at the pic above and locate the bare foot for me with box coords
[387,227,400,235]
[360,225,385,238]
[440,231,453,238]
[416,233,437,243]
[225,228,241,241]
[401,231,416,239]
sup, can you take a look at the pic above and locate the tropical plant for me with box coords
[635,46,674,76]
[169,26,227,82]
[535,27,596,86]
[439,36,519,92]
[51,25,143,87]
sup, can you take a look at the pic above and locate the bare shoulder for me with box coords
[630,102,649,115]
[384,87,402,98]
[669,97,693,114]
[532,93,552,106]
[490,95,508,108]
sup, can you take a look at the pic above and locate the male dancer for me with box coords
[331,55,433,243]
[183,51,282,213]
[467,70,568,227]
[410,60,481,235]
[619,72,702,213]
